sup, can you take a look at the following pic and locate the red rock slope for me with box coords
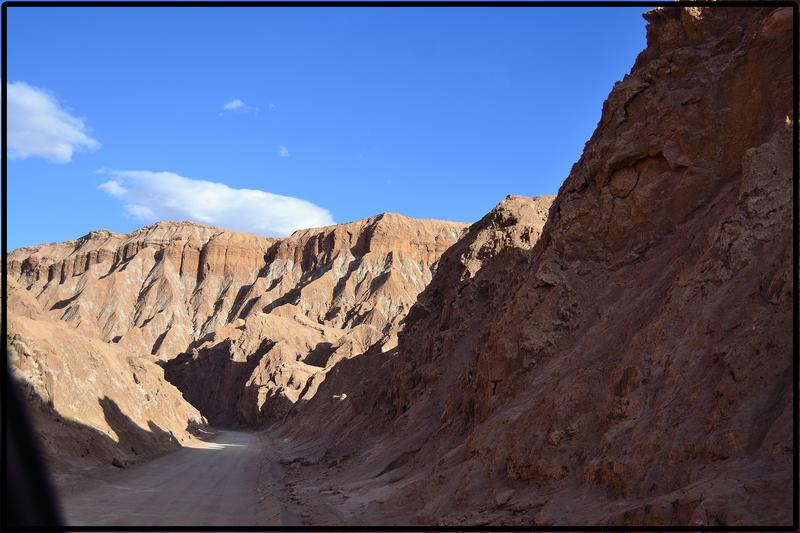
[162,214,467,427]
[8,215,469,427]
[6,277,209,484]
[276,5,794,526]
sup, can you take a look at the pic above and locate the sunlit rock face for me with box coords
[161,214,468,427]
[8,221,276,360]
[8,215,469,427]
[7,276,208,480]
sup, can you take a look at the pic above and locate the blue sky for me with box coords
[7,6,649,250]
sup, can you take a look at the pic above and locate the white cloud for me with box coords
[221,98,259,114]
[223,99,245,111]
[279,146,290,158]
[7,81,99,163]
[126,204,157,219]
[98,180,127,196]
[98,170,335,237]
[268,103,277,111]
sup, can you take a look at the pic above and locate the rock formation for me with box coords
[4,3,792,527]
[275,5,794,526]
[162,214,467,426]
[7,222,275,359]
[8,214,468,428]
[6,277,209,483]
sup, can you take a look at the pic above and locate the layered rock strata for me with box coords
[9,215,469,427]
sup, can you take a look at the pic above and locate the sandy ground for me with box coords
[59,430,298,527]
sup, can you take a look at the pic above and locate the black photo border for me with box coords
[1,1,797,531]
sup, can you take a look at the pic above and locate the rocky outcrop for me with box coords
[7,222,274,360]
[9,214,468,427]
[276,5,793,526]
[6,277,209,481]
[229,213,467,335]
[162,214,468,427]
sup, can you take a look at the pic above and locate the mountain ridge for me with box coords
[7,209,481,429]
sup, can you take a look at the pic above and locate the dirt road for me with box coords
[60,430,297,527]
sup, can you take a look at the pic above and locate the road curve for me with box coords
[61,430,289,527]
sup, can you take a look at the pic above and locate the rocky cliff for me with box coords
[275,5,794,526]
[162,214,467,427]
[8,222,275,360]
[6,277,209,483]
[8,214,468,427]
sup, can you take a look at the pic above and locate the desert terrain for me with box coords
[5,4,794,527]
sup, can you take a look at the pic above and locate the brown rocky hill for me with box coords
[6,277,209,485]
[163,214,468,427]
[275,5,793,526]
[8,222,275,359]
[8,215,469,427]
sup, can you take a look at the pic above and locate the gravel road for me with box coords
[61,430,295,527]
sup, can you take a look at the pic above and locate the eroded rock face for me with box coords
[7,222,274,360]
[9,215,468,427]
[231,213,467,334]
[6,277,209,480]
[277,6,793,526]
[162,214,468,427]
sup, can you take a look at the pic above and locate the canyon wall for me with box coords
[162,214,468,426]
[6,277,209,483]
[276,5,794,526]
[7,222,275,359]
[8,215,468,428]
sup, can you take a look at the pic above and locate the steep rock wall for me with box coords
[6,277,209,482]
[277,6,794,526]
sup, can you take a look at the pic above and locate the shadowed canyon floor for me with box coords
[61,430,300,527]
